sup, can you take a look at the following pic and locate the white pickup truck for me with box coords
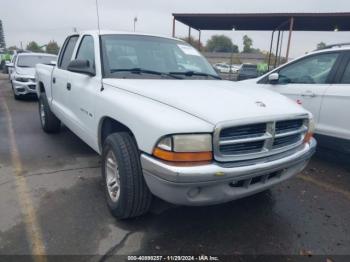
[36,30,316,219]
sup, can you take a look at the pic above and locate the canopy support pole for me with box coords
[286,17,294,61]
[268,30,275,70]
[172,17,176,37]
[198,30,202,51]
[274,30,281,68]
[278,31,284,65]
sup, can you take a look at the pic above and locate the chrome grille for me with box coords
[275,119,304,134]
[220,123,266,140]
[220,140,265,155]
[214,115,309,162]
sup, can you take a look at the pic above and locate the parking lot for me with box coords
[0,73,350,257]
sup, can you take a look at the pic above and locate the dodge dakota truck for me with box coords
[36,31,316,219]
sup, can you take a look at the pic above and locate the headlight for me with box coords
[153,134,213,162]
[304,118,315,143]
[15,76,30,82]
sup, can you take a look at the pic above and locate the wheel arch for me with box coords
[98,116,138,153]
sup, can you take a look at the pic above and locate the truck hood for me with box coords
[103,79,309,124]
[15,67,35,77]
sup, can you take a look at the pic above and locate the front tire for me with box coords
[39,93,61,133]
[102,132,152,219]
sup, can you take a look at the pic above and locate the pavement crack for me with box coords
[0,166,101,187]
[99,231,135,262]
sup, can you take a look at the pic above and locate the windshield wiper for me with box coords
[169,71,221,80]
[110,68,182,79]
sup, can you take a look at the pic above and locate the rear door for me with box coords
[261,52,341,126]
[51,35,79,120]
[318,51,350,141]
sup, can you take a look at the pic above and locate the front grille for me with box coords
[220,140,265,155]
[276,119,304,134]
[220,123,266,140]
[214,116,308,162]
[273,134,301,149]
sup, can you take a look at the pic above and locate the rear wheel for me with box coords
[102,132,152,219]
[39,92,61,133]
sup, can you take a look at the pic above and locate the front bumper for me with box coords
[141,138,316,206]
[12,80,37,95]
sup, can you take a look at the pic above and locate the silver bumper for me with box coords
[12,80,37,95]
[141,138,316,206]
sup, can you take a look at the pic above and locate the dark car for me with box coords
[237,64,259,81]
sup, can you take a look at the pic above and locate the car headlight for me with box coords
[15,76,30,82]
[153,134,213,162]
[304,118,315,143]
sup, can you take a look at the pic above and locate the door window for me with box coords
[340,60,350,84]
[76,35,95,68]
[58,36,79,70]
[277,53,339,84]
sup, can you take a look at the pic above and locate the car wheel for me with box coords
[39,92,61,133]
[102,132,152,219]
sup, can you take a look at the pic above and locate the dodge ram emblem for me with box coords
[255,101,266,107]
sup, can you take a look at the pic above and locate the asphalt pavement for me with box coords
[0,74,349,260]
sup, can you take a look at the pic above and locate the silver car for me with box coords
[8,53,57,99]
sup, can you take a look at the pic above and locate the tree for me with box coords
[317,42,327,50]
[179,36,203,51]
[26,41,42,52]
[206,35,238,53]
[243,35,253,53]
[46,40,60,54]
[7,46,18,51]
[0,20,6,49]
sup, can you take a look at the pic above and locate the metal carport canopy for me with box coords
[172,12,350,65]
[172,12,350,31]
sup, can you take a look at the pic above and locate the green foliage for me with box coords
[26,41,43,53]
[316,42,327,50]
[46,40,60,55]
[243,35,253,53]
[179,36,203,51]
[7,46,18,51]
[206,35,238,53]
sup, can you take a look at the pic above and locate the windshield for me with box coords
[17,55,56,68]
[101,35,218,79]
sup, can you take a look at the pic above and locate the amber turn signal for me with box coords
[304,132,313,143]
[153,148,213,162]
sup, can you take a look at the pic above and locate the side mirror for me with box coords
[67,59,95,76]
[6,62,14,68]
[50,60,57,66]
[268,72,279,84]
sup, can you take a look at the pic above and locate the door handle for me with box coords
[301,91,316,98]
[66,82,71,91]
[52,77,56,84]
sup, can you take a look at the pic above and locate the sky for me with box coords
[0,0,349,58]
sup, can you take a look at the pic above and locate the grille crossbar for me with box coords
[214,116,309,162]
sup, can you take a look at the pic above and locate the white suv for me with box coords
[246,45,350,153]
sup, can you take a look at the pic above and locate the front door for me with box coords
[67,35,98,144]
